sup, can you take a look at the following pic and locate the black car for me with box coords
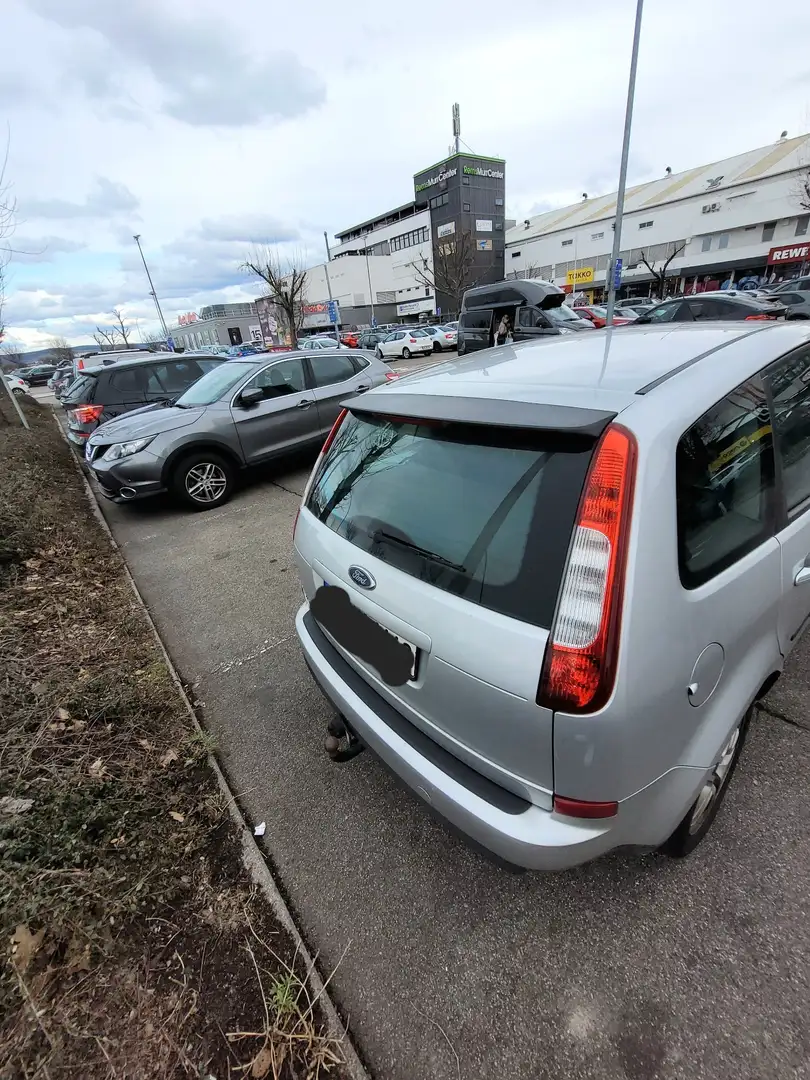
[634,293,787,324]
[61,353,225,447]
[19,364,57,386]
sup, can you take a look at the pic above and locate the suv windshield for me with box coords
[174,361,255,406]
[305,411,594,627]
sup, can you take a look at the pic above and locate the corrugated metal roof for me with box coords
[509,134,810,245]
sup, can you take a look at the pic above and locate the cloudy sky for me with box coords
[3,0,810,350]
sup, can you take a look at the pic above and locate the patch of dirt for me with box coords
[0,405,350,1079]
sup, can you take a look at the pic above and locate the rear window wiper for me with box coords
[373,529,466,573]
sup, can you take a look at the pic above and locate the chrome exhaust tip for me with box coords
[119,486,137,499]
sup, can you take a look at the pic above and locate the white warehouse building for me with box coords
[505,133,810,301]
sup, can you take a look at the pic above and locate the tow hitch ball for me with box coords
[325,715,365,763]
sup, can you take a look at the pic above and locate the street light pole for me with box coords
[364,247,375,328]
[605,0,644,328]
[323,231,339,345]
[133,234,171,345]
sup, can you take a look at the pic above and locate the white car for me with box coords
[420,325,458,352]
[3,373,29,397]
[375,328,433,360]
[298,337,351,351]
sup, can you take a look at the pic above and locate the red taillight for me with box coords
[553,795,618,819]
[71,405,104,424]
[538,423,637,713]
[384,372,400,381]
[296,408,349,540]
[77,358,84,370]
[744,314,777,321]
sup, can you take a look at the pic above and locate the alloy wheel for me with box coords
[688,725,741,835]
[185,462,227,504]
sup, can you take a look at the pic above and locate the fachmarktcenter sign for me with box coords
[463,165,505,180]
[415,167,458,193]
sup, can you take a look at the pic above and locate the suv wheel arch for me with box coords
[160,441,242,487]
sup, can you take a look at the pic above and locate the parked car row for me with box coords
[80,347,398,509]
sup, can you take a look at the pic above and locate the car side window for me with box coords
[351,355,370,371]
[309,354,357,387]
[151,360,204,392]
[676,376,775,588]
[243,358,306,399]
[110,368,146,395]
[780,293,804,306]
[765,346,810,516]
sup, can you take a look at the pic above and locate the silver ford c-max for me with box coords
[293,322,810,869]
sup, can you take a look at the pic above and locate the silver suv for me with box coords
[294,322,810,869]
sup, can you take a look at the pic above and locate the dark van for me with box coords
[458,279,593,354]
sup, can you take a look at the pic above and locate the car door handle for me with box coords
[355,384,371,393]
[794,566,810,586]
[296,399,312,409]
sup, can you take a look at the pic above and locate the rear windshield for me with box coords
[61,374,97,404]
[305,411,594,627]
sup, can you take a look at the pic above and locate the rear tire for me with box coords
[402,347,411,359]
[660,704,753,858]
[433,341,442,352]
[12,387,24,397]
[171,451,235,511]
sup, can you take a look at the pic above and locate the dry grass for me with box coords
[0,404,348,1079]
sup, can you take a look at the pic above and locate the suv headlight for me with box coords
[101,437,154,461]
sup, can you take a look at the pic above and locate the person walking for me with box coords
[495,314,511,346]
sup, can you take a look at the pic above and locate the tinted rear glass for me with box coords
[305,411,594,627]
[61,374,97,404]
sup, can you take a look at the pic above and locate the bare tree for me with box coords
[46,336,74,365]
[409,230,480,315]
[242,247,308,349]
[93,328,119,352]
[140,327,168,351]
[639,242,686,297]
[1,345,23,371]
[111,308,132,345]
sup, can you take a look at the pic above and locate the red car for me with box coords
[574,305,634,328]
[340,331,359,348]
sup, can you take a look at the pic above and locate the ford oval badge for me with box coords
[348,565,376,590]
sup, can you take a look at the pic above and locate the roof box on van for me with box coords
[462,279,566,312]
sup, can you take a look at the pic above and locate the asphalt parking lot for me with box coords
[85,404,810,1080]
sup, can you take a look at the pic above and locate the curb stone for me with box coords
[56,416,370,1080]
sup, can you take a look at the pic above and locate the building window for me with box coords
[591,231,604,240]
[701,236,712,252]
[797,216,810,237]
[639,220,653,229]
[762,221,777,242]
[511,250,521,258]
[463,202,470,211]
[495,222,502,230]
[462,177,470,185]
[495,198,504,206]
[429,193,448,209]
[718,234,729,249]
[561,239,573,247]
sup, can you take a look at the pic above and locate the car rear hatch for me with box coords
[295,393,614,804]
[61,373,101,440]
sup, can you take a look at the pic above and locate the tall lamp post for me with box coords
[605,0,644,327]
[133,234,171,345]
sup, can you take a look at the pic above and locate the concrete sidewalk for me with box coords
[91,456,810,1080]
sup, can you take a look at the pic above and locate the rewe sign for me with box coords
[767,243,810,266]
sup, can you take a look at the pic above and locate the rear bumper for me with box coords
[296,602,708,870]
[297,606,610,869]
